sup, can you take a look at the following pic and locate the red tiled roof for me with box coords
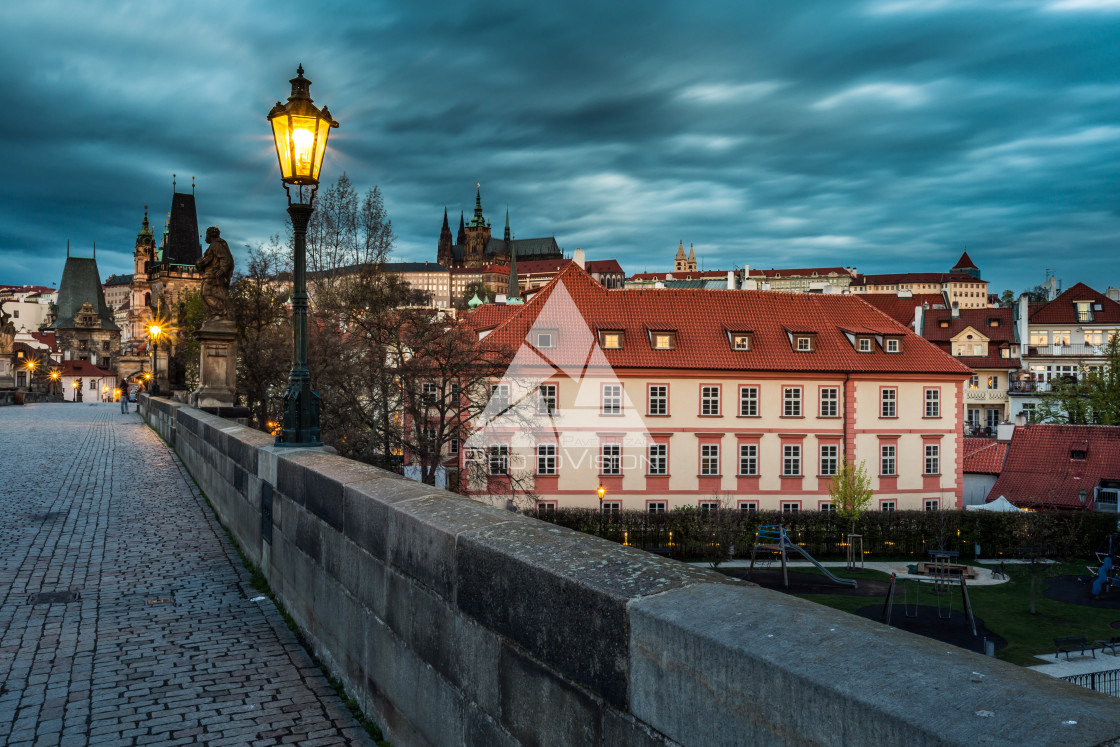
[923,307,1015,343]
[61,360,114,377]
[943,349,1019,370]
[963,441,1008,475]
[986,425,1120,509]
[465,304,522,331]
[586,259,624,274]
[449,265,509,276]
[629,270,730,281]
[1028,282,1120,325]
[484,264,972,375]
[953,251,978,270]
[29,331,58,351]
[516,259,569,274]
[858,294,945,327]
[852,272,981,286]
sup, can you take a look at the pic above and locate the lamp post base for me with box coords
[277,379,322,447]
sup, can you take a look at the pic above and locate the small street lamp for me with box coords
[148,324,163,396]
[23,358,37,392]
[597,482,607,534]
[49,370,60,398]
[268,65,338,446]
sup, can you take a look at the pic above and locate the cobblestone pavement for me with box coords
[0,403,375,746]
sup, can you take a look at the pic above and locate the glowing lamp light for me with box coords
[267,66,338,187]
[597,483,606,502]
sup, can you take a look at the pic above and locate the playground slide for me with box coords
[783,541,858,588]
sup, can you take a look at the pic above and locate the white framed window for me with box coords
[648,385,668,416]
[489,383,510,413]
[488,445,509,475]
[700,444,720,475]
[924,499,940,512]
[538,384,557,415]
[880,500,896,511]
[820,502,834,513]
[880,445,896,476]
[819,444,838,476]
[819,387,838,418]
[700,385,721,416]
[739,444,758,476]
[925,388,940,418]
[924,444,939,475]
[881,388,896,418]
[652,332,675,350]
[536,501,556,515]
[782,502,800,513]
[602,384,622,415]
[648,501,667,514]
[601,500,621,516]
[783,387,801,417]
[782,445,801,476]
[732,334,751,351]
[699,500,719,515]
[738,501,758,514]
[886,339,900,353]
[422,382,438,406]
[858,338,871,352]
[795,336,812,351]
[739,386,759,417]
[600,444,621,475]
[535,331,555,349]
[536,444,556,475]
[449,437,459,455]
[647,444,667,476]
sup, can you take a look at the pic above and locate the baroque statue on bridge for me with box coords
[195,226,235,323]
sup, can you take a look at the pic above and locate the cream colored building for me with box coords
[465,264,970,512]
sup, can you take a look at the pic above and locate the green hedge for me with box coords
[535,507,1117,563]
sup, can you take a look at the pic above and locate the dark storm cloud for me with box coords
[0,0,1117,293]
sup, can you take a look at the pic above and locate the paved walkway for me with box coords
[0,403,374,746]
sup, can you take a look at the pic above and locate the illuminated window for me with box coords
[600,331,623,349]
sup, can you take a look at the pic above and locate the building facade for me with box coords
[464,264,970,512]
[48,254,121,374]
[849,252,988,309]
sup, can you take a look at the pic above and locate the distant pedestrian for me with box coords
[120,385,130,414]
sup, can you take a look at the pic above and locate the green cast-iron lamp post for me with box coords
[268,65,339,446]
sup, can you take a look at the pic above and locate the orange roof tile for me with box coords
[484,264,972,375]
[1028,283,1120,325]
[859,294,945,327]
[963,440,1008,475]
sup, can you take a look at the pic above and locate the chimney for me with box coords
[1014,412,1027,427]
[951,301,960,319]
[912,302,924,336]
[727,271,735,290]
[573,248,585,270]
[997,420,1016,442]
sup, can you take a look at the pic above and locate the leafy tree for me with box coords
[829,458,873,535]
[999,289,1016,307]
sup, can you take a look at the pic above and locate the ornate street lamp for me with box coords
[148,324,163,396]
[268,65,338,446]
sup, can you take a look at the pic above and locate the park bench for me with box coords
[1095,636,1120,656]
[1054,636,1096,660]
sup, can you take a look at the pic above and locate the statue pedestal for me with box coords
[0,357,14,390]
[192,320,237,408]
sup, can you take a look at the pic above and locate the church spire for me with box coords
[470,186,486,227]
[457,211,465,245]
[506,230,521,305]
[442,207,449,231]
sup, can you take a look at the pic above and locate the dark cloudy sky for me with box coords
[1,0,1118,294]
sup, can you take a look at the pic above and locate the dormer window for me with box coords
[886,338,900,353]
[858,338,872,353]
[651,332,676,350]
[988,318,1001,328]
[794,335,815,352]
[1076,302,1094,323]
[939,320,950,328]
[534,330,556,349]
[730,333,752,351]
[600,331,623,350]
[1071,449,1087,460]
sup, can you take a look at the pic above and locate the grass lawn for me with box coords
[783,561,1120,666]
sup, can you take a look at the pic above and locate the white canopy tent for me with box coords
[965,495,1025,512]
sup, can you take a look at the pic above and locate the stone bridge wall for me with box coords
[138,395,1120,746]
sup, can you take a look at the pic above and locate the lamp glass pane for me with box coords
[290,115,318,178]
[270,115,292,179]
[312,117,332,181]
